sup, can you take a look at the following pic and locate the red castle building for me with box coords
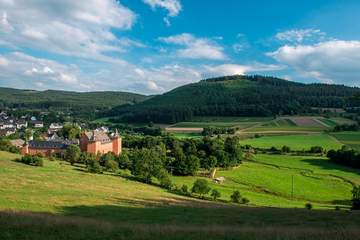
[80,129,122,155]
[21,130,122,157]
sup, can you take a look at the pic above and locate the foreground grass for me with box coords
[0,151,190,213]
[2,209,360,240]
[1,151,360,239]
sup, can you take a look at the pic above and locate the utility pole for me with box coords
[291,175,294,199]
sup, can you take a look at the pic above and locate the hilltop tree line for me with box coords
[106,75,360,123]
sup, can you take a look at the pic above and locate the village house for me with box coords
[21,140,70,157]
[15,119,28,129]
[0,128,16,137]
[80,129,122,155]
[30,120,44,128]
[48,123,63,134]
[0,119,15,129]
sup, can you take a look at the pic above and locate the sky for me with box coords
[0,0,360,94]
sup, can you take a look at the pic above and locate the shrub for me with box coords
[231,190,241,203]
[309,146,324,154]
[20,155,44,167]
[191,179,211,198]
[118,152,131,169]
[180,185,189,195]
[242,197,249,204]
[105,159,119,172]
[281,145,291,153]
[352,186,360,210]
[87,158,103,174]
[270,147,278,152]
[65,145,81,165]
[211,189,221,201]
[305,203,313,210]
[158,170,173,190]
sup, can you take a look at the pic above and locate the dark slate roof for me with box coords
[28,140,69,149]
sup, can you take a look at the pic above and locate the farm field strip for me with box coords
[331,132,360,150]
[240,134,343,151]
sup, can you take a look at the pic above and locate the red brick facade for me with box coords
[80,131,122,155]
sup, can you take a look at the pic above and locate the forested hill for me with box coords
[107,75,360,123]
[0,87,148,112]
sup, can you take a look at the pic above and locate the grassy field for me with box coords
[0,151,187,213]
[170,117,271,129]
[1,151,360,239]
[169,132,203,139]
[241,134,343,151]
[331,132,360,151]
[172,154,359,209]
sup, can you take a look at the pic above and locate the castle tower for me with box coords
[21,142,29,155]
[111,129,122,155]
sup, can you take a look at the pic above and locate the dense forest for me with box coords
[0,87,148,117]
[106,75,360,123]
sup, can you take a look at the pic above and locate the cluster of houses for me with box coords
[0,111,122,157]
[0,112,30,137]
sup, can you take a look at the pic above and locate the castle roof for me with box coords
[84,130,111,142]
[28,140,69,149]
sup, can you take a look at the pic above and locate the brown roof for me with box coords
[84,130,111,142]
[10,139,25,148]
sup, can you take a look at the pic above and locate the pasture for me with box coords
[172,154,359,209]
[241,134,343,151]
[331,131,360,151]
[1,150,360,239]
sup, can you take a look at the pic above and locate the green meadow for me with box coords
[1,147,360,239]
[241,134,343,151]
[172,154,359,209]
[331,132,360,151]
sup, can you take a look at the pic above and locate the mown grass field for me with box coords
[170,117,272,129]
[169,132,203,139]
[241,134,343,151]
[172,154,359,209]
[331,131,360,151]
[1,151,360,240]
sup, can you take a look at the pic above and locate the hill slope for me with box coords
[1,151,360,239]
[107,75,360,123]
[0,87,148,113]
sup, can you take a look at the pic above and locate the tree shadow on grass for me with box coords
[3,209,360,240]
[300,158,360,176]
[57,198,360,228]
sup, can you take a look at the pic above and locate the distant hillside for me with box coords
[0,87,148,114]
[107,75,360,123]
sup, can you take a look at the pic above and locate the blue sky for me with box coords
[0,0,359,94]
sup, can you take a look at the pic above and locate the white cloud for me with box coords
[0,50,284,94]
[232,33,249,53]
[204,63,284,78]
[269,40,360,86]
[233,43,246,53]
[0,0,137,60]
[0,52,80,89]
[0,56,9,66]
[276,29,326,43]
[143,0,182,26]
[159,33,227,60]
[1,11,13,32]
